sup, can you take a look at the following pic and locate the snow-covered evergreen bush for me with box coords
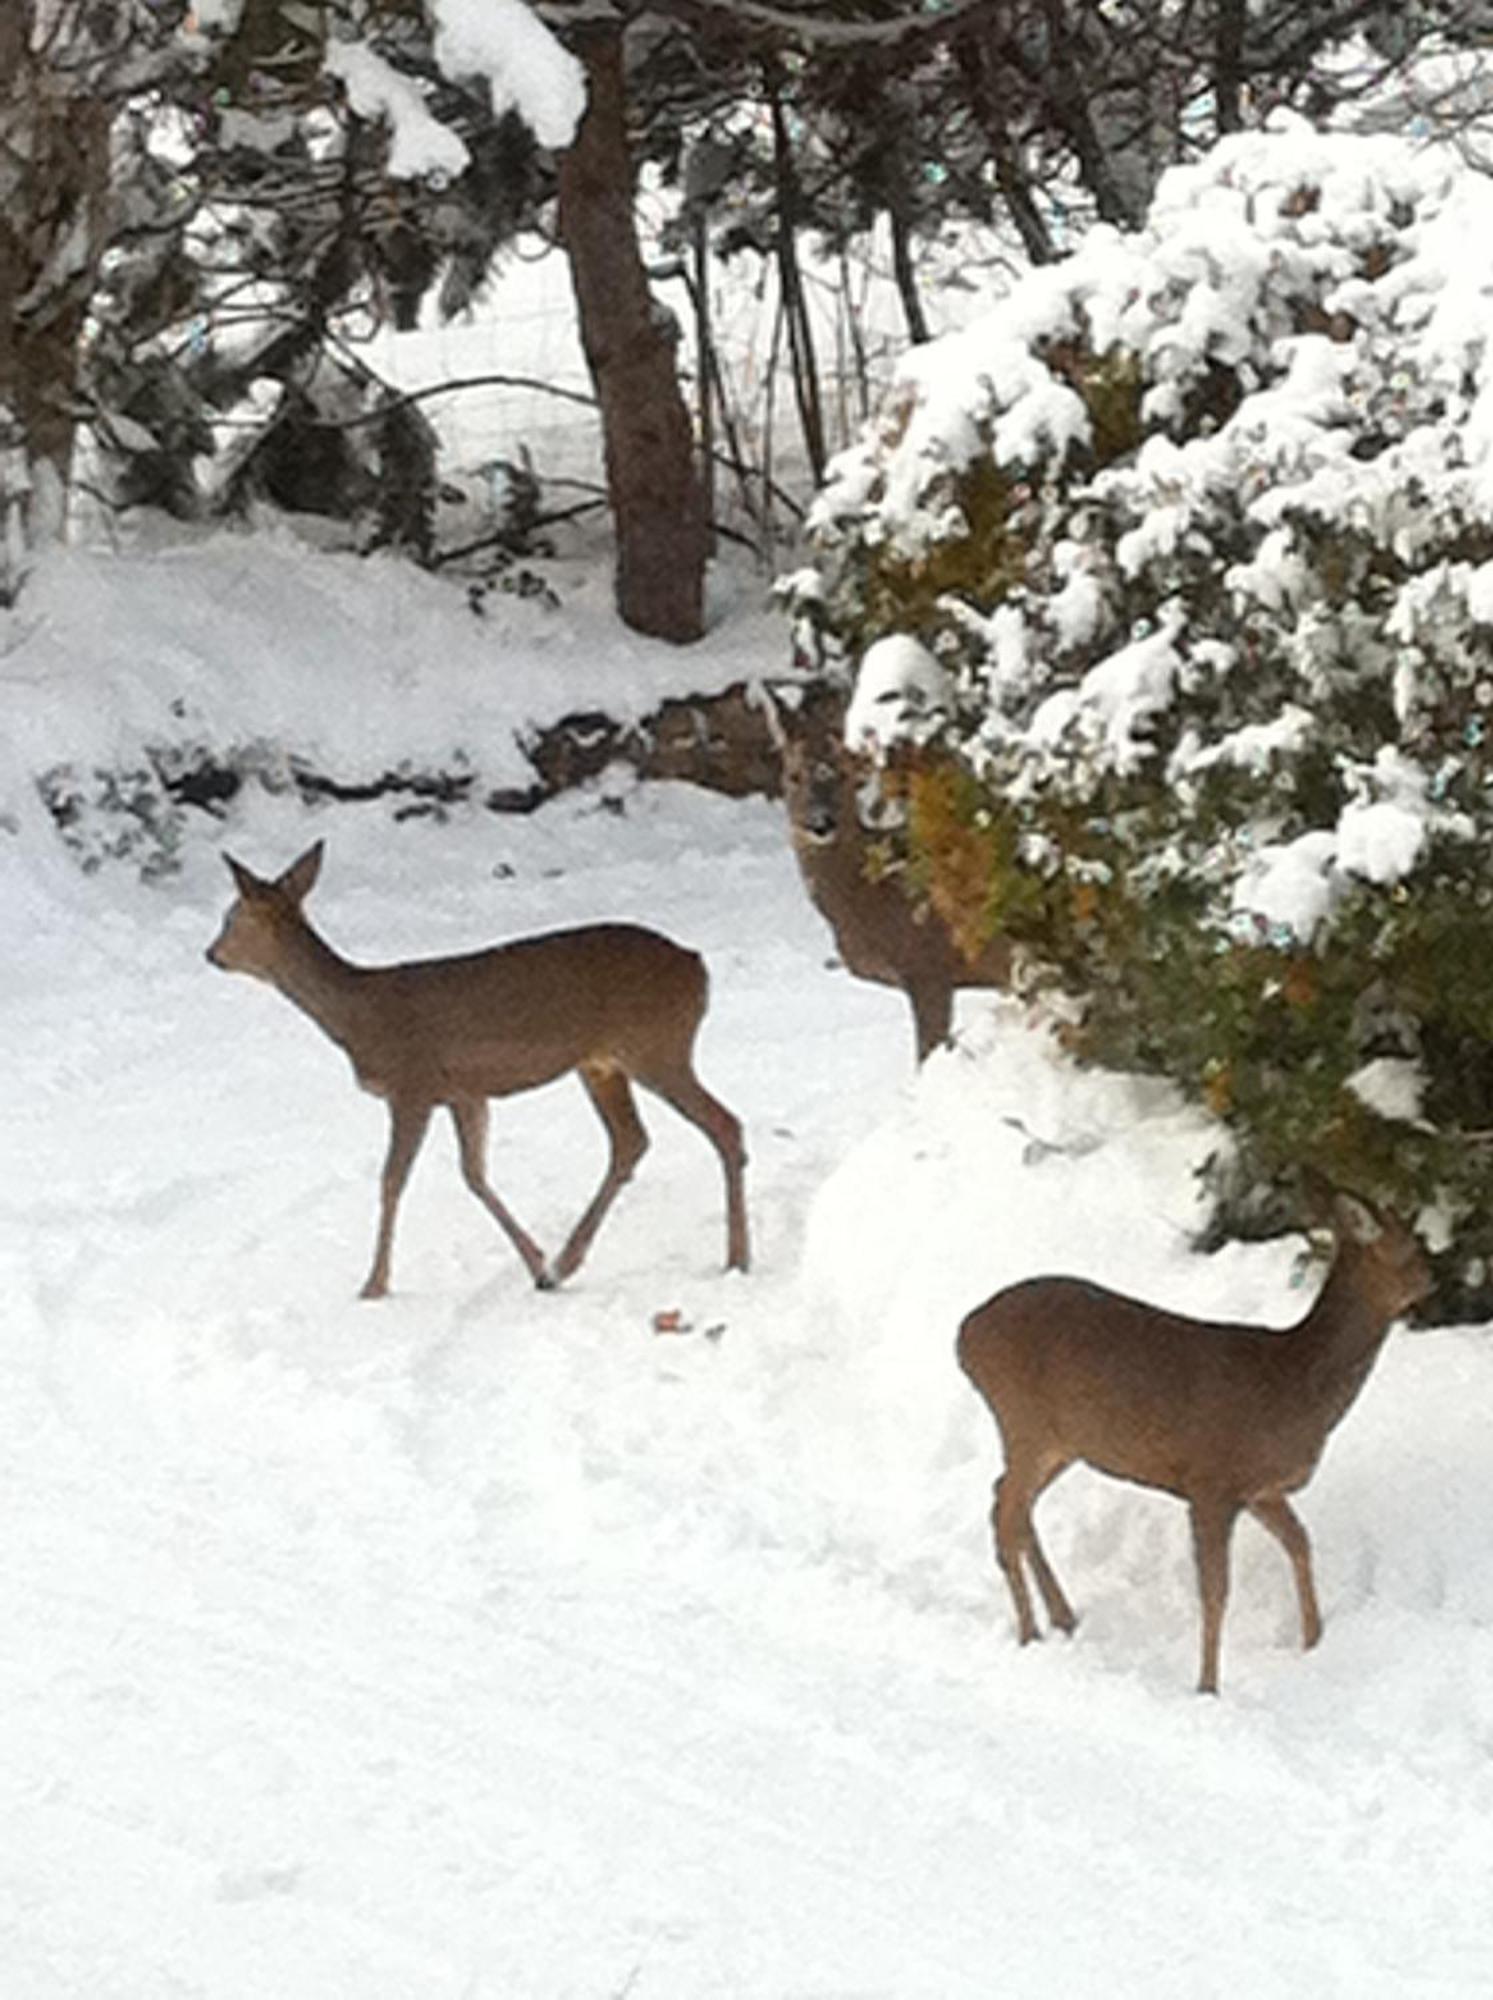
[784,117,1493,1311]
[38,761,188,879]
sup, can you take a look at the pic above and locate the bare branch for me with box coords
[645,0,996,54]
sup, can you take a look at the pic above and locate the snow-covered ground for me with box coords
[4,539,1493,1997]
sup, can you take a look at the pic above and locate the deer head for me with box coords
[206,841,325,980]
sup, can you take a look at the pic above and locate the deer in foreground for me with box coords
[207,843,749,1297]
[956,1195,1431,1693]
[768,682,1012,1063]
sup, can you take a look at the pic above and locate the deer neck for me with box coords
[795,791,871,898]
[1289,1246,1398,1422]
[265,918,374,1056]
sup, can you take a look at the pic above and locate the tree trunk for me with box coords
[767,71,826,488]
[888,205,930,346]
[558,25,707,644]
[954,30,1058,267]
[1036,0,1142,228]
[0,4,111,592]
[1213,0,1247,134]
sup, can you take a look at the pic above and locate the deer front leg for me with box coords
[551,1066,650,1285]
[1248,1495,1323,1651]
[361,1099,433,1300]
[1189,1495,1240,1695]
[449,1097,550,1288]
[906,975,953,1063]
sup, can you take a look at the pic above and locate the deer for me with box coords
[955,1193,1432,1694]
[206,842,749,1298]
[767,681,1012,1063]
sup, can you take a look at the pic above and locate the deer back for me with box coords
[958,1198,1430,1497]
[209,846,710,1099]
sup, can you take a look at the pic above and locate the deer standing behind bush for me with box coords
[769,683,1012,1062]
[207,843,749,1297]
[956,1195,1431,1692]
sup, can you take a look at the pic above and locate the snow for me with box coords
[1337,797,1429,886]
[430,0,585,153]
[1045,543,1104,651]
[1232,830,1340,944]
[843,632,950,750]
[1173,703,1315,779]
[1028,615,1184,778]
[324,0,583,183]
[5,540,1493,1994]
[323,42,471,184]
[182,0,245,31]
[1,531,783,803]
[1231,749,1458,937]
[1346,1057,1429,1127]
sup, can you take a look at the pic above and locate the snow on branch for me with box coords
[324,40,471,181]
[326,0,584,182]
[431,0,584,152]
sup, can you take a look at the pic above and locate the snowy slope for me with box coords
[1,530,782,800]
[3,543,1493,1997]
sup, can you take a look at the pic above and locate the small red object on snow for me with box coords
[652,1308,690,1335]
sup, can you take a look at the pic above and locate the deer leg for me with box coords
[550,1065,651,1286]
[1248,1495,1322,1652]
[906,977,953,1063]
[992,1475,1039,1643]
[448,1097,550,1289]
[1024,1509,1078,1636]
[635,1062,750,1273]
[1188,1496,1241,1695]
[993,1457,1075,1644]
[361,1099,433,1300]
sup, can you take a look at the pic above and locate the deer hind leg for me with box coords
[361,1098,434,1300]
[449,1096,549,1289]
[1188,1495,1241,1695]
[549,1064,651,1286]
[906,976,953,1064]
[634,1060,750,1274]
[992,1455,1075,1644]
[1023,1504,1077,1636]
[1248,1494,1322,1652]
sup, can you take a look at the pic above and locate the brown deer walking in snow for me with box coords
[956,1195,1431,1693]
[207,842,749,1297]
[769,682,1012,1062]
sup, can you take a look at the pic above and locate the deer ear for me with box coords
[757,684,789,754]
[224,853,260,898]
[1332,1192,1382,1245]
[278,840,324,904]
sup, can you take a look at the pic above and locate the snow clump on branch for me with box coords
[325,0,584,182]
